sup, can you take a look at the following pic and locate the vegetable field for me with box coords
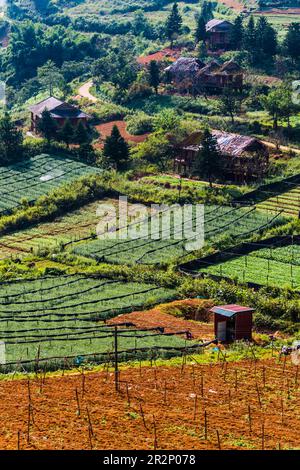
[0,198,119,259]
[0,154,102,214]
[257,186,300,217]
[200,243,300,289]
[71,205,285,265]
[0,274,177,370]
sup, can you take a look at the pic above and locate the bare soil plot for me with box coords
[108,307,214,341]
[0,357,299,449]
[95,120,149,148]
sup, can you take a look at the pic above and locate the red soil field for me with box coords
[108,302,214,341]
[137,48,181,65]
[0,358,299,450]
[94,120,149,148]
[218,0,244,12]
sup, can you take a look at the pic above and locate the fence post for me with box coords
[114,326,119,392]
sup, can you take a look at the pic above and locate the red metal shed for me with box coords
[210,304,254,342]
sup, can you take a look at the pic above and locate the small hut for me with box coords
[205,19,233,50]
[210,304,254,342]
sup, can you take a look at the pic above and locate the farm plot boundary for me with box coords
[179,235,300,291]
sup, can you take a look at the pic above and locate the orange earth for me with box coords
[94,120,149,148]
[0,357,299,450]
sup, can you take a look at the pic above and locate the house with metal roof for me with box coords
[174,130,269,183]
[29,97,90,133]
[205,19,233,50]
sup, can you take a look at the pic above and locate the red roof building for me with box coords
[210,304,254,342]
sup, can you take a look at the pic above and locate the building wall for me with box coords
[235,313,253,340]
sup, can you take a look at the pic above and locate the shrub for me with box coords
[125,112,154,135]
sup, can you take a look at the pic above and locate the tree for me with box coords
[132,133,173,172]
[243,16,257,64]
[195,15,206,44]
[73,121,89,146]
[200,1,214,23]
[193,128,220,187]
[148,60,160,94]
[260,86,293,130]
[219,88,240,124]
[37,60,65,96]
[0,113,23,165]
[58,119,74,148]
[230,15,244,50]
[166,2,182,48]
[285,23,300,63]
[103,125,129,170]
[36,109,57,143]
[255,17,277,60]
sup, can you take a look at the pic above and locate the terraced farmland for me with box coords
[200,243,300,289]
[0,154,102,214]
[0,198,119,259]
[257,186,300,217]
[0,274,177,370]
[71,205,285,265]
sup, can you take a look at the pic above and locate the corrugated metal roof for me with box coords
[206,19,232,32]
[180,130,266,158]
[210,304,254,317]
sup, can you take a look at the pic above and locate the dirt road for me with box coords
[78,80,97,103]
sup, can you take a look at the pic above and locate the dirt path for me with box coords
[78,80,97,103]
[262,140,300,155]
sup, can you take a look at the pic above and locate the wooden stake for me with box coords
[235,369,238,391]
[81,370,86,398]
[256,382,262,408]
[204,410,208,440]
[193,394,198,421]
[75,388,81,416]
[86,406,94,436]
[126,382,131,406]
[17,431,20,450]
[216,429,221,450]
[163,380,167,405]
[153,415,158,450]
[200,374,204,397]
[140,404,147,430]
[261,420,265,450]
[248,404,252,434]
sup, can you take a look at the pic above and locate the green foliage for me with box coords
[131,132,173,171]
[148,60,160,94]
[165,2,182,46]
[37,109,58,143]
[125,112,154,135]
[195,15,206,44]
[192,128,220,186]
[103,125,130,171]
[0,113,24,165]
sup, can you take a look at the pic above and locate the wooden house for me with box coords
[174,130,269,183]
[29,97,90,133]
[205,19,233,50]
[210,304,254,342]
[165,58,243,94]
